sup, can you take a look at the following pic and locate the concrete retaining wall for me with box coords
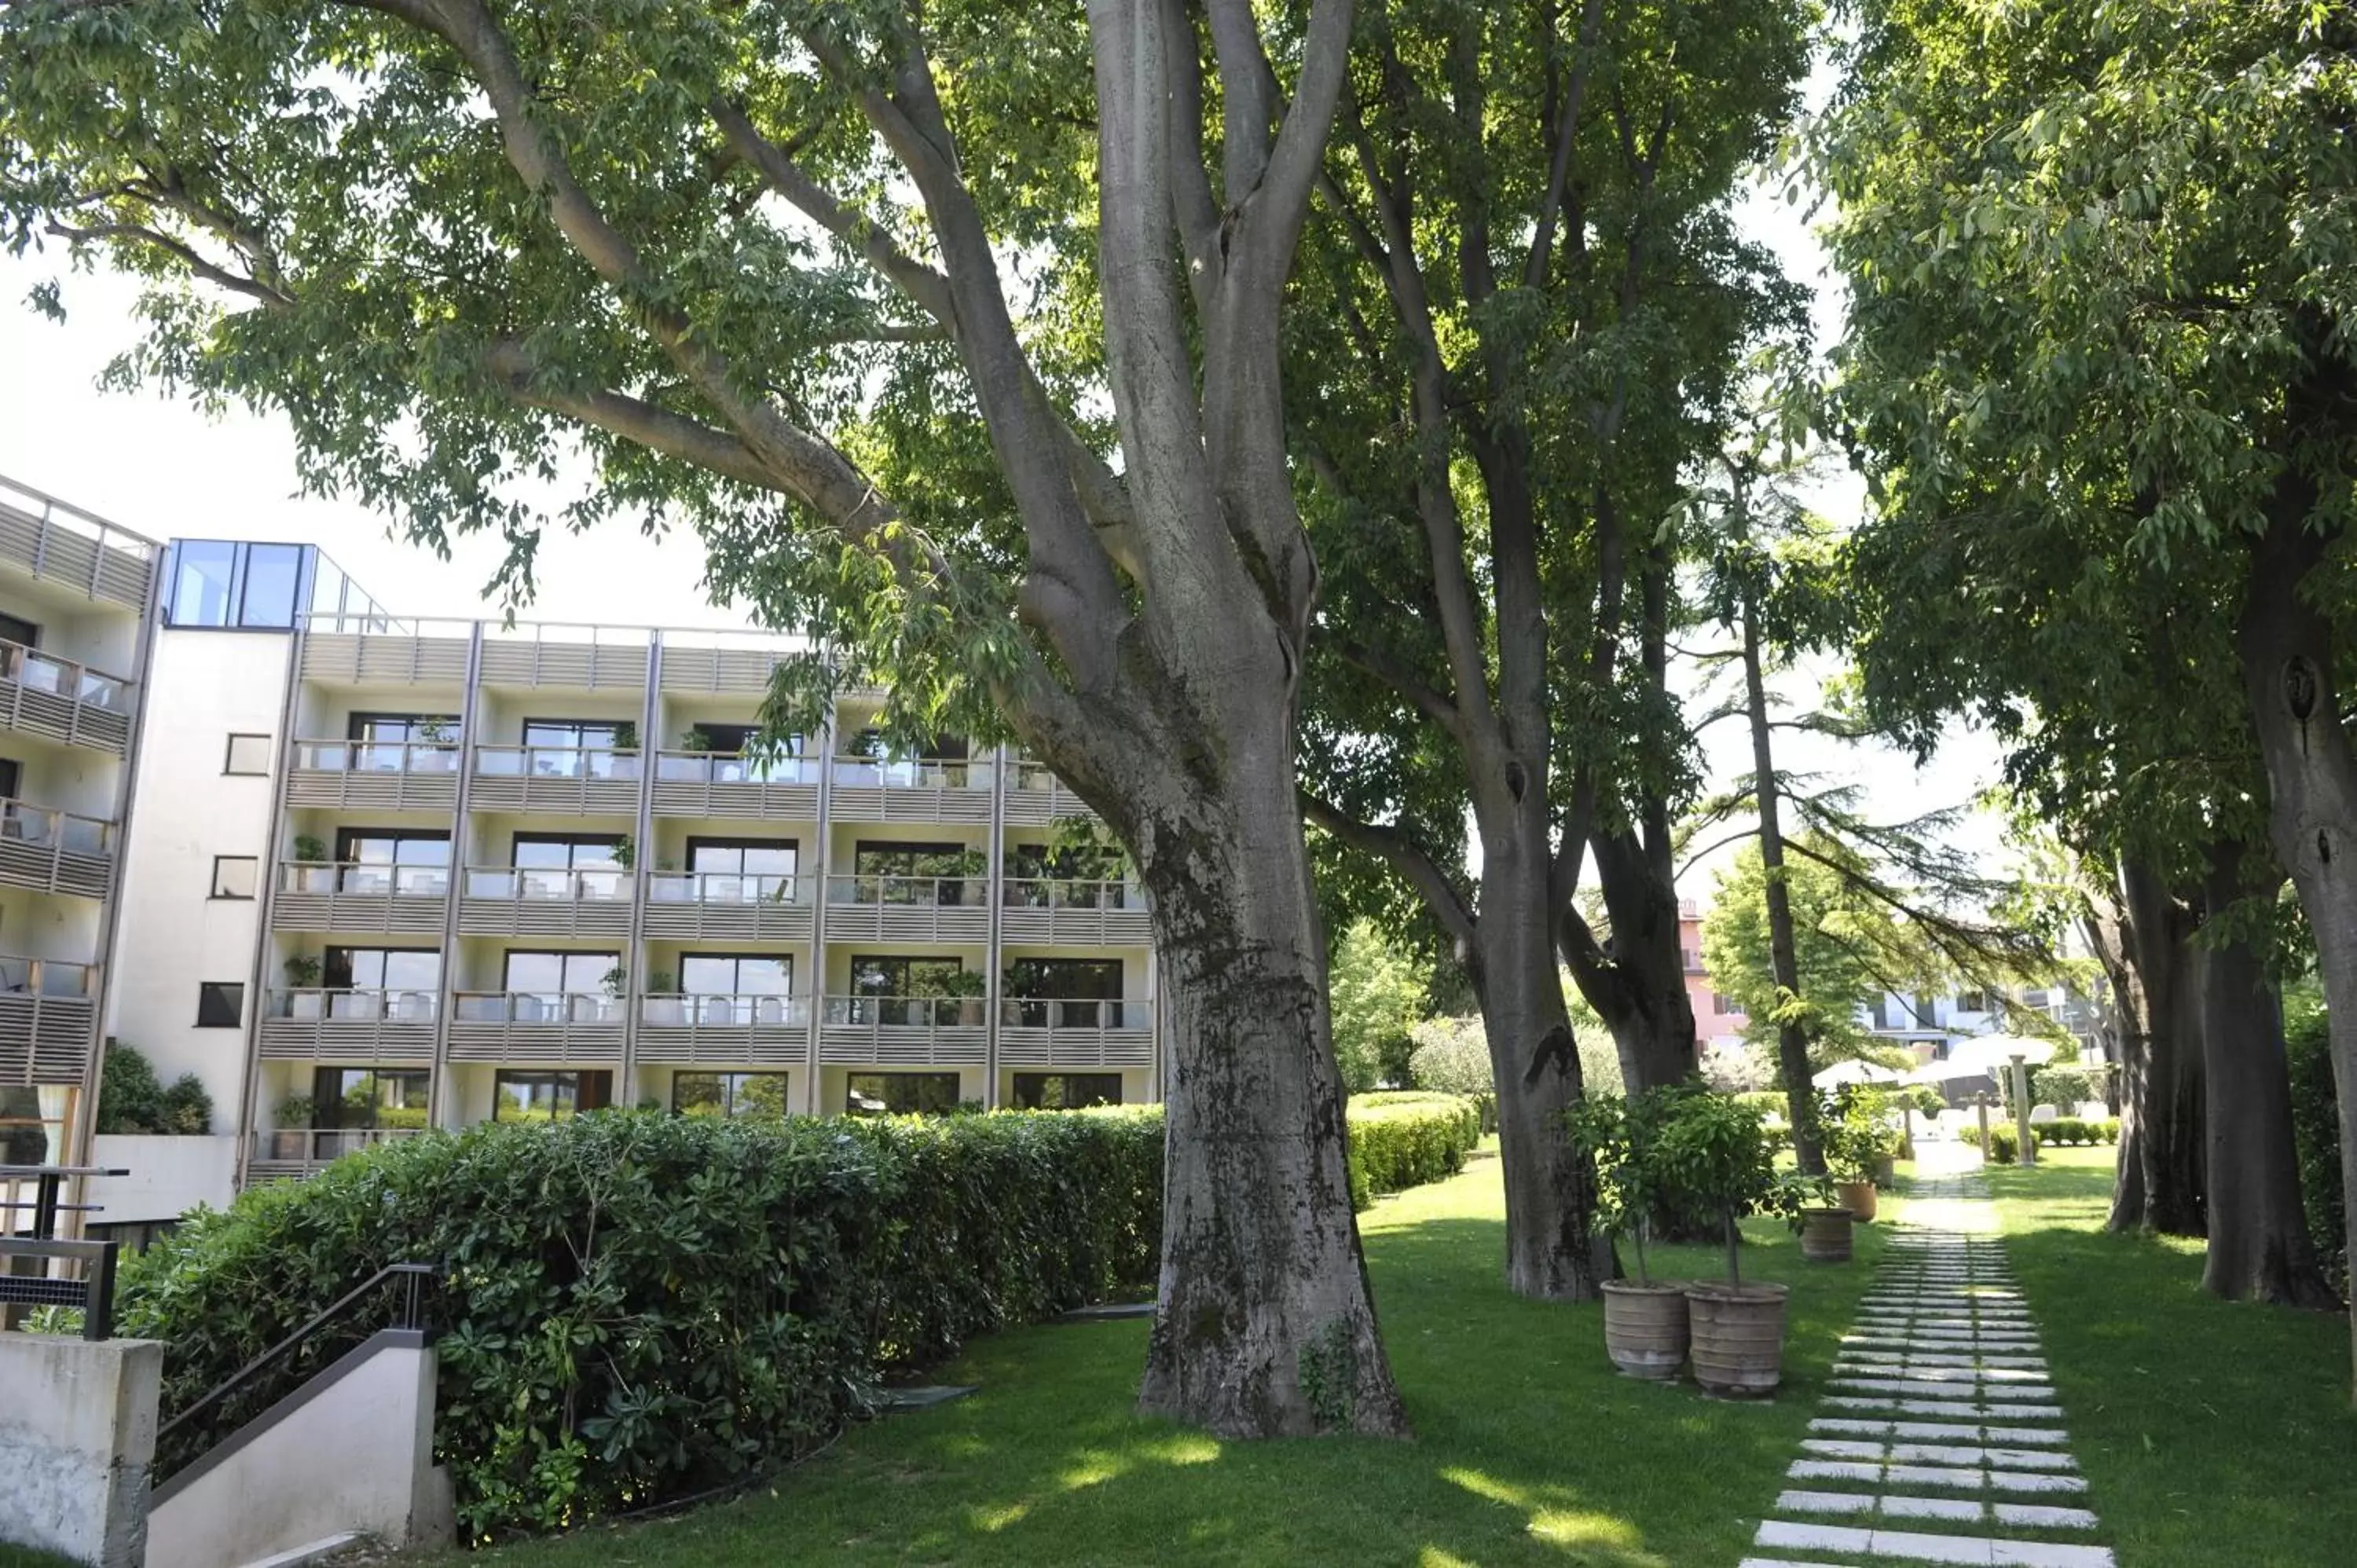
[0,1332,161,1567]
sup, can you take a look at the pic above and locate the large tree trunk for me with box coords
[1575,828,1701,1092]
[2118,856,2208,1236]
[2195,843,2337,1306]
[2239,509,2357,1390]
[1741,595,1824,1174]
[2083,868,2151,1231]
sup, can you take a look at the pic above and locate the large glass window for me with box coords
[165,540,314,628]
[683,837,797,901]
[493,1070,611,1123]
[681,953,793,995]
[237,543,304,628]
[519,718,630,779]
[845,1072,961,1116]
[167,540,239,626]
[1003,958,1123,1028]
[502,951,618,995]
[312,1068,430,1130]
[850,841,983,905]
[1011,1073,1123,1111]
[511,834,627,897]
[333,829,452,894]
[324,947,442,992]
[849,954,972,1025]
[673,1072,790,1119]
[345,713,459,772]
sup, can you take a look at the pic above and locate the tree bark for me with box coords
[2117,856,2208,1236]
[1571,828,1701,1093]
[1741,594,1824,1174]
[2194,842,2337,1306]
[2239,509,2357,1387]
[2083,866,2154,1233]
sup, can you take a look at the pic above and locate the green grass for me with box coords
[1984,1145,2357,1568]
[431,1144,1896,1566]
[0,1545,78,1568]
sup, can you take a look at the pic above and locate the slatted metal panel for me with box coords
[824,786,995,825]
[0,839,112,901]
[444,1023,626,1064]
[456,896,634,938]
[283,769,460,811]
[649,779,820,819]
[0,679,132,757]
[299,633,471,685]
[255,1018,436,1064]
[634,1026,805,1067]
[998,907,1153,946]
[478,640,650,688]
[995,1028,1156,1069]
[1003,782,1099,826]
[466,774,640,815]
[269,891,448,936]
[816,1025,989,1066]
[0,995,97,1085]
[657,647,785,694]
[0,497,152,612]
[639,902,814,942]
[821,903,990,943]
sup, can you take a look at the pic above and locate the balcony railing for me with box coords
[453,991,627,1025]
[827,756,989,789]
[823,995,989,1028]
[653,751,822,785]
[464,866,629,900]
[271,863,450,936]
[0,798,116,899]
[1002,757,1098,824]
[457,866,634,938]
[271,987,441,1022]
[0,639,135,755]
[999,997,1154,1031]
[472,745,641,780]
[818,991,988,1065]
[1000,877,1140,910]
[821,875,988,941]
[827,874,988,907]
[0,474,159,610]
[0,639,130,713]
[639,994,810,1027]
[290,739,461,773]
[0,955,97,1084]
[468,746,642,814]
[0,955,96,999]
[279,862,451,897]
[996,994,1155,1070]
[250,1126,427,1173]
[997,877,1150,943]
[647,871,801,904]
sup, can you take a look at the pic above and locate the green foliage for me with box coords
[2285,998,2345,1291]
[1565,1086,1693,1284]
[1963,1123,2041,1165]
[1648,1089,1809,1285]
[1343,1094,1484,1211]
[1818,1086,1904,1182]
[2029,1066,2107,1112]
[1327,921,1428,1094]
[117,1109,1163,1541]
[93,1043,213,1136]
[1701,837,1919,1064]
[1403,1007,1621,1100]
[2032,1119,2120,1149]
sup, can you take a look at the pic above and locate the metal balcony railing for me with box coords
[823,994,989,1028]
[652,750,823,785]
[647,870,802,905]
[827,756,988,789]
[826,874,989,907]
[270,987,441,1022]
[252,1126,428,1164]
[452,991,626,1025]
[0,637,131,713]
[999,997,1155,1031]
[279,862,450,897]
[290,738,462,773]
[638,994,811,1028]
[464,866,630,900]
[999,877,1141,910]
[471,744,641,781]
[0,954,95,998]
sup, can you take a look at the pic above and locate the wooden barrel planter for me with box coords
[1836,1179,1879,1223]
[1799,1206,1856,1263]
[1684,1282,1790,1398]
[1600,1280,1689,1380]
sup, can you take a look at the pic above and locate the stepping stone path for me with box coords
[1742,1163,2115,1568]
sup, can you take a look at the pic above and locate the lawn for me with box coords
[424,1144,1897,1567]
[1981,1145,2357,1568]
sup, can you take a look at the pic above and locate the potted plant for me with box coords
[678,725,713,753]
[1568,1086,1689,1380]
[271,1094,317,1160]
[1659,1090,1804,1398]
[613,720,638,752]
[1823,1085,1902,1222]
[283,952,324,1015]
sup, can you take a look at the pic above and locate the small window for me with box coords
[223,734,272,775]
[209,856,258,899]
[196,981,244,1028]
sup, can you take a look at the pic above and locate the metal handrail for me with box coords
[269,987,441,1021]
[289,738,462,773]
[464,866,630,900]
[0,797,115,858]
[0,1238,118,1340]
[0,472,161,558]
[826,874,988,907]
[0,636,131,711]
[472,744,643,781]
[823,994,989,1027]
[651,749,823,785]
[999,877,1142,910]
[999,996,1154,1030]
[827,755,987,789]
[452,991,626,1024]
[279,861,450,896]
[646,870,801,905]
[157,1262,439,1449]
[0,953,96,998]
[639,993,810,1027]
[1007,760,1083,793]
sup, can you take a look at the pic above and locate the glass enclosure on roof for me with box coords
[163,539,392,631]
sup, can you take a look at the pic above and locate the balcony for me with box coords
[0,477,157,613]
[825,756,995,825]
[636,994,811,1066]
[996,997,1157,1070]
[271,862,449,935]
[247,1126,427,1182]
[477,624,650,688]
[0,799,116,900]
[0,639,134,757]
[650,750,820,819]
[256,989,438,1064]
[284,738,462,811]
[823,875,989,943]
[297,614,471,686]
[445,991,625,1064]
[0,955,97,1085]
[642,871,812,942]
[457,866,633,939]
[999,878,1149,945]
[467,746,640,814]
[817,994,989,1066]
[1001,758,1098,826]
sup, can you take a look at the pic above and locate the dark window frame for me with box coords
[492,1068,612,1123]
[684,835,800,874]
[323,945,443,991]
[223,732,273,775]
[845,1071,962,1116]
[209,855,259,900]
[1011,1072,1123,1111]
[310,1066,431,1130]
[678,951,795,995]
[511,831,627,867]
[521,716,625,750]
[345,712,460,743]
[0,610,38,650]
[195,981,244,1028]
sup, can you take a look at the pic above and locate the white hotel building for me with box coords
[0,476,1160,1236]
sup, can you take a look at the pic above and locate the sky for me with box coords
[0,106,2005,902]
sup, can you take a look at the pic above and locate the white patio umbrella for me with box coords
[1941,1034,2059,1075]
[1902,1057,1994,1084]
[1813,1059,1906,1088]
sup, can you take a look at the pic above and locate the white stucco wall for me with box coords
[85,1134,238,1225]
[0,1332,161,1568]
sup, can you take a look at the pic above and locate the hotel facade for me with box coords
[0,476,1160,1232]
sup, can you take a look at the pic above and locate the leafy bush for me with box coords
[1820,1086,1905,1181]
[1406,1013,1622,1101]
[1964,1123,2040,1163]
[2285,1001,2344,1292]
[1345,1093,1483,1208]
[2029,1064,2108,1112]
[1651,1089,1810,1286]
[93,1042,213,1135]
[2031,1117,2120,1148]
[119,1109,1162,1540]
[1566,1086,1688,1284]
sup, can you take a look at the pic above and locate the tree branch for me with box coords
[1302,792,1477,947]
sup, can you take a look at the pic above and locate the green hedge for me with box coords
[1343,1093,1484,1211]
[1962,1123,2043,1163]
[2033,1117,2120,1148]
[119,1109,1162,1541]
[2286,1004,2344,1292]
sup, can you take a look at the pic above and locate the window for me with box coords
[0,611,38,650]
[493,1070,611,1123]
[311,1068,430,1130]
[845,1072,961,1116]
[196,981,244,1028]
[334,829,452,895]
[237,543,305,628]
[511,833,627,896]
[502,951,620,1017]
[167,540,239,626]
[1956,989,1989,1013]
[164,540,314,628]
[209,855,258,899]
[1012,1073,1123,1111]
[1003,958,1124,1028]
[0,1084,64,1166]
[519,718,631,779]
[681,953,794,997]
[346,713,459,773]
[673,1071,789,1119]
[223,733,272,775]
[324,947,442,998]
[685,837,798,899]
[1711,992,1736,1017]
[852,841,983,904]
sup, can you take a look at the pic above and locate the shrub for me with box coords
[1345,1093,1483,1207]
[1967,1123,2040,1163]
[1566,1086,1688,1284]
[1820,1086,1905,1181]
[2030,1064,2108,1112]
[118,1109,1163,1540]
[93,1042,213,1135]
[2286,1002,2344,1291]
[1651,1089,1811,1287]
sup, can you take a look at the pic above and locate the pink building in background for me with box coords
[1678,898,1750,1064]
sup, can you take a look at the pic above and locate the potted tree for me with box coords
[283,952,324,1017]
[1568,1086,1689,1380]
[1661,1091,1805,1397]
[271,1093,317,1160]
[1824,1085,1902,1222]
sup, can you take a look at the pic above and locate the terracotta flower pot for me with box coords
[1836,1179,1879,1223]
[1600,1280,1689,1380]
[1799,1206,1855,1263]
[1684,1282,1790,1398]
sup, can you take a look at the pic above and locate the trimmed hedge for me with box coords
[1962,1123,2042,1163]
[119,1109,1162,1541]
[2033,1117,2120,1148]
[1345,1092,1485,1210]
